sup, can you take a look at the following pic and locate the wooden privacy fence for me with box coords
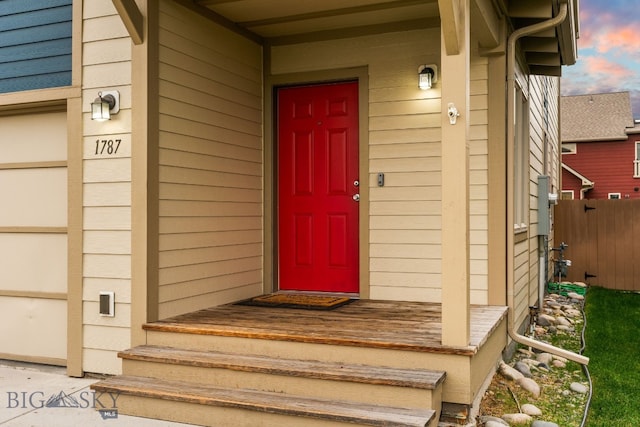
[554,199,640,291]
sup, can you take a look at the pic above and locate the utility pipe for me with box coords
[505,0,589,365]
[539,235,546,316]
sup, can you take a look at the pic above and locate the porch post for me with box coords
[438,0,470,347]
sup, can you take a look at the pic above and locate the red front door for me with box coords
[277,82,359,293]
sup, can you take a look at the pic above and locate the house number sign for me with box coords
[94,138,122,156]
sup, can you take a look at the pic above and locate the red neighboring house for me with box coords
[561,92,640,199]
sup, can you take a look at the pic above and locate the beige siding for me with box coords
[157,0,263,319]
[529,76,560,306]
[511,63,529,330]
[513,238,531,329]
[81,0,133,374]
[511,74,562,330]
[272,31,490,303]
[469,54,490,304]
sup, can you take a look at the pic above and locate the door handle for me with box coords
[352,193,360,202]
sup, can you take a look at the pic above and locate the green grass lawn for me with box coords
[584,286,640,426]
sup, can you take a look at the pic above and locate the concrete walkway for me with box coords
[0,361,194,427]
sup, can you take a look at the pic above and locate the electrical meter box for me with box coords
[537,175,552,236]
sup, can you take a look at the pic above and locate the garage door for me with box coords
[0,110,68,365]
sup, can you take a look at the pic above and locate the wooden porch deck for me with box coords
[144,300,508,356]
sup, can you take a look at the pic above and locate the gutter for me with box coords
[506,0,589,365]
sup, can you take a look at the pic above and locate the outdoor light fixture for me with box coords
[418,64,437,90]
[91,90,120,121]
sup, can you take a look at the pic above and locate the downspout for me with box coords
[506,0,589,365]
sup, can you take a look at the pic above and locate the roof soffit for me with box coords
[507,0,579,76]
[184,0,578,71]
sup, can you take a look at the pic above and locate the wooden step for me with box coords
[120,345,446,389]
[92,375,437,427]
[119,345,444,410]
[144,327,461,371]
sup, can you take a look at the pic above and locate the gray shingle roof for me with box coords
[561,92,635,141]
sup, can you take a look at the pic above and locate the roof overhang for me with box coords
[508,0,579,76]
[187,0,578,63]
[114,0,579,77]
[564,137,629,143]
[190,0,442,44]
[562,163,594,188]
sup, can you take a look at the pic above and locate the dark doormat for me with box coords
[236,293,355,310]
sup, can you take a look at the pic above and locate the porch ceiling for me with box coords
[190,0,578,75]
[192,0,441,42]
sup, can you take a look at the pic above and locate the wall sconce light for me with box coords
[91,90,120,121]
[418,64,437,90]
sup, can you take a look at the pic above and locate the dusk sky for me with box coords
[561,0,640,119]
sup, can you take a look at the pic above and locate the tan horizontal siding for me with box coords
[369,216,440,232]
[159,258,262,287]
[159,5,261,69]
[509,75,562,330]
[370,201,441,216]
[368,186,440,201]
[84,207,131,231]
[369,142,440,159]
[370,230,441,244]
[158,283,263,318]
[159,114,259,148]
[159,132,261,162]
[369,244,441,259]
[159,230,262,251]
[369,128,441,145]
[84,182,131,206]
[158,270,262,303]
[368,171,441,187]
[159,148,261,176]
[159,165,261,189]
[513,239,530,329]
[159,183,260,203]
[81,0,133,375]
[158,98,261,137]
[159,243,262,268]
[159,216,262,234]
[468,54,489,304]
[370,258,441,273]
[157,0,263,318]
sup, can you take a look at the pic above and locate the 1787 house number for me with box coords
[94,139,122,155]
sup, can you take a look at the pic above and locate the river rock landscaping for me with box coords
[475,285,589,427]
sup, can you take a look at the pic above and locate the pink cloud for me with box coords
[583,56,634,79]
[590,26,640,55]
[577,1,640,54]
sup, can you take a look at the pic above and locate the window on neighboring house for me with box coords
[562,143,577,154]
[514,84,529,231]
[634,142,640,177]
[609,193,621,199]
[561,190,574,200]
